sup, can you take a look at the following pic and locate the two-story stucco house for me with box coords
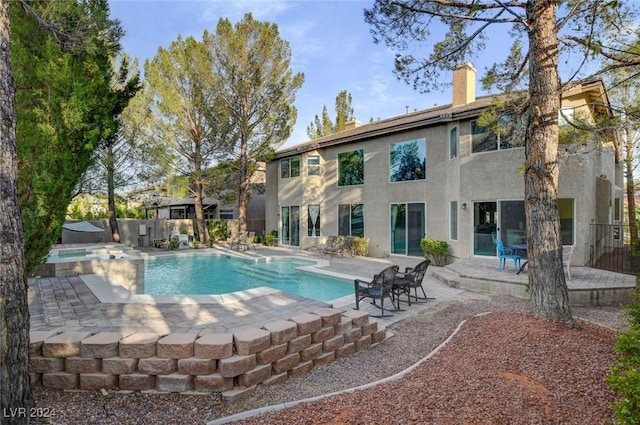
[266,63,623,266]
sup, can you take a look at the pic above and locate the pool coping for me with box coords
[80,248,369,307]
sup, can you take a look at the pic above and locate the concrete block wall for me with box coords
[29,308,385,399]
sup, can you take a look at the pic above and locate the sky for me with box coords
[108,0,491,149]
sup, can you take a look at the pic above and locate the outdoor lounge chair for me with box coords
[393,260,434,306]
[170,231,190,249]
[354,265,399,317]
[322,236,345,258]
[496,239,521,272]
[230,231,248,250]
[563,242,577,280]
[238,231,256,251]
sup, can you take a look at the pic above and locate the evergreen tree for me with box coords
[306,90,354,139]
[207,13,304,233]
[142,35,230,244]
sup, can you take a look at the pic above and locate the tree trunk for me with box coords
[525,0,574,326]
[238,134,249,233]
[107,144,120,243]
[625,126,639,249]
[0,1,36,421]
[193,181,208,246]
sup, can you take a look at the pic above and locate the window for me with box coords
[449,127,458,160]
[170,207,186,219]
[614,198,622,221]
[307,155,320,176]
[471,120,496,153]
[308,205,320,237]
[338,149,364,186]
[390,138,426,182]
[558,198,574,245]
[559,107,575,126]
[338,204,364,237]
[219,209,234,220]
[280,157,300,178]
[471,114,522,153]
[450,201,458,240]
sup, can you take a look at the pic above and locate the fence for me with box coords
[590,223,640,277]
[62,218,266,247]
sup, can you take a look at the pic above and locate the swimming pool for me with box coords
[144,254,354,302]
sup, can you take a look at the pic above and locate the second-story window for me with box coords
[338,149,364,186]
[280,157,300,178]
[307,155,320,176]
[449,126,458,160]
[390,138,426,182]
[471,114,522,153]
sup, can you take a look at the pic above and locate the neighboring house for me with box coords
[266,63,623,265]
[127,163,267,233]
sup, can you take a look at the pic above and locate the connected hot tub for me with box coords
[34,244,145,293]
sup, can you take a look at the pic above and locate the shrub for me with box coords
[264,230,278,246]
[420,238,449,266]
[607,291,640,425]
[168,239,180,250]
[351,236,369,256]
[206,219,228,243]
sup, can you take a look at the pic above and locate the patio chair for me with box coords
[393,260,434,306]
[170,231,189,249]
[496,239,521,272]
[563,242,577,280]
[230,231,249,250]
[226,230,239,248]
[322,236,345,258]
[239,231,256,251]
[354,265,399,317]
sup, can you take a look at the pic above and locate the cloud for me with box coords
[199,0,296,25]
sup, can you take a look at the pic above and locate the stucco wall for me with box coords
[268,122,621,265]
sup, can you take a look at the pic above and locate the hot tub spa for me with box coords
[34,244,145,294]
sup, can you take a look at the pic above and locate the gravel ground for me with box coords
[33,294,630,424]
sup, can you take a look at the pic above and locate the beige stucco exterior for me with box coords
[266,73,622,266]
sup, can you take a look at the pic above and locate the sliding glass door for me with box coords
[499,201,526,246]
[473,202,497,256]
[281,205,300,247]
[390,202,425,256]
[473,200,526,256]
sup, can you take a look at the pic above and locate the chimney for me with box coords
[344,119,362,130]
[452,62,476,107]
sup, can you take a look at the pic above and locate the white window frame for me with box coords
[449,126,458,160]
[307,154,320,176]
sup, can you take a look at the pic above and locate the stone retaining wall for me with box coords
[29,308,385,401]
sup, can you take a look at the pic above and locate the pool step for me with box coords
[234,264,301,285]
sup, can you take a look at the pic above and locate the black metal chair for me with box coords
[394,260,434,306]
[354,265,399,317]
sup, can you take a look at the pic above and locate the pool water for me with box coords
[144,255,353,302]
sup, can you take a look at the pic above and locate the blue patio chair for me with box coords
[496,239,521,272]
